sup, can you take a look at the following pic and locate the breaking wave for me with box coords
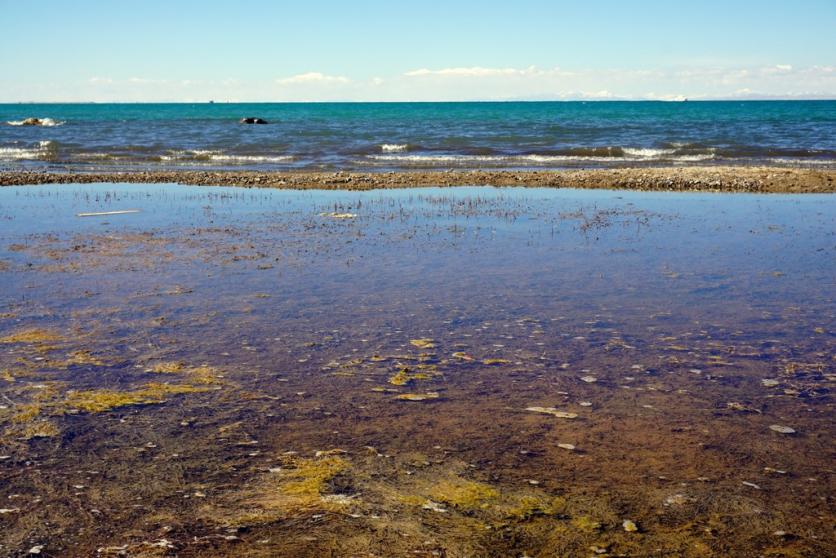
[0,141,57,160]
[364,147,718,167]
[380,144,409,153]
[159,150,294,163]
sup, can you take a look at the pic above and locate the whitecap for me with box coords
[365,150,718,166]
[622,148,677,159]
[0,146,48,160]
[208,154,294,163]
[380,144,408,153]
[159,149,220,161]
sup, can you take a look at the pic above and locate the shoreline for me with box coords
[0,166,834,193]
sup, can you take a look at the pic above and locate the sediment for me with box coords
[1,166,834,193]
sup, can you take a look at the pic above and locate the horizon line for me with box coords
[2,98,835,104]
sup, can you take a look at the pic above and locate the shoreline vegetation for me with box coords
[0,166,834,193]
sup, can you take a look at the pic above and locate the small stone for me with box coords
[422,500,447,513]
[315,448,347,457]
[29,546,44,555]
[558,443,576,451]
[580,375,598,383]
[769,424,796,434]
[396,392,440,401]
[622,519,638,532]
[578,401,593,407]
[525,406,578,419]
[761,379,780,387]
[664,494,693,506]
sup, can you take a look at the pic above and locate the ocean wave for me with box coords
[6,118,65,127]
[159,149,218,161]
[157,150,293,163]
[380,144,409,153]
[0,141,56,160]
[767,158,836,166]
[365,149,717,165]
[208,154,294,163]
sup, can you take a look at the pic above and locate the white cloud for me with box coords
[276,72,350,85]
[405,66,545,77]
[53,65,836,102]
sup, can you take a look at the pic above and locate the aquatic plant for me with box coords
[0,328,62,344]
[410,338,436,349]
[428,479,499,510]
[388,367,412,386]
[64,383,208,413]
[150,362,222,384]
[7,420,60,440]
[280,456,350,498]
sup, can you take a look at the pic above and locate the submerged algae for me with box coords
[279,455,350,498]
[0,329,63,345]
[64,383,209,413]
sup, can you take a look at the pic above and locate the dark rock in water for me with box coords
[240,117,268,124]
[22,118,42,126]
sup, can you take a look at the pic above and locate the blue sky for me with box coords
[1,0,834,101]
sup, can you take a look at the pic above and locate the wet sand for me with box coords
[1,166,835,193]
[0,184,833,557]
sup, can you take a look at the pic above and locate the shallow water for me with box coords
[0,184,833,557]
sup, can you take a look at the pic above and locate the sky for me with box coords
[1,0,834,102]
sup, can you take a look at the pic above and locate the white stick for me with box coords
[76,210,141,217]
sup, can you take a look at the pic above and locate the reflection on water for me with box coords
[0,184,833,557]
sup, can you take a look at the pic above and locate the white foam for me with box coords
[380,144,408,152]
[669,153,716,161]
[623,147,716,161]
[159,149,219,161]
[0,141,54,160]
[366,154,606,165]
[159,149,293,164]
[6,118,64,127]
[209,154,294,163]
[367,154,518,164]
[768,158,835,166]
[622,148,676,158]
[367,149,718,165]
[77,152,115,160]
[0,147,46,160]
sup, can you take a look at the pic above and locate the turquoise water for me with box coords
[1,101,834,171]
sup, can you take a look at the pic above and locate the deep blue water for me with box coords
[1,101,834,171]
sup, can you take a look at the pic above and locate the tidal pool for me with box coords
[0,184,833,557]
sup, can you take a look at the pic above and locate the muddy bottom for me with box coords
[0,184,833,557]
